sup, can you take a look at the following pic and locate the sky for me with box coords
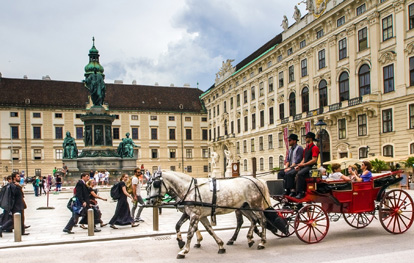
[0,0,307,91]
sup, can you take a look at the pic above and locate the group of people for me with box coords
[279,131,374,199]
[90,170,110,187]
[63,168,146,234]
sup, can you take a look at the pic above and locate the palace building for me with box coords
[201,0,414,176]
[0,43,209,178]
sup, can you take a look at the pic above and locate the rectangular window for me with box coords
[356,4,366,16]
[114,115,119,119]
[224,101,227,113]
[34,149,42,160]
[237,142,240,154]
[259,136,264,151]
[132,128,139,140]
[358,28,368,51]
[251,138,255,152]
[287,48,293,56]
[113,128,120,139]
[186,166,192,173]
[10,112,18,117]
[382,109,393,133]
[169,149,176,158]
[185,117,191,121]
[244,116,248,132]
[55,149,63,160]
[237,94,240,107]
[33,112,41,118]
[237,119,241,133]
[301,127,306,145]
[300,39,306,49]
[258,67,262,73]
[338,119,346,139]
[279,103,284,120]
[201,117,207,122]
[55,127,63,139]
[11,126,19,139]
[186,129,192,140]
[268,134,273,149]
[259,82,264,97]
[230,97,233,109]
[76,127,83,139]
[186,149,192,159]
[251,113,256,130]
[338,38,347,60]
[382,15,393,41]
[359,148,368,159]
[260,110,264,127]
[202,148,209,158]
[268,77,274,92]
[318,49,326,69]
[151,128,158,140]
[55,113,62,118]
[383,64,394,93]
[337,16,345,27]
[171,166,176,171]
[243,140,247,153]
[76,114,82,118]
[358,114,367,136]
[410,57,414,86]
[243,90,248,104]
[410,104,414,129]
[279,71,284,88]
[131,115,139,120]
[202,129,208,140]
[301,59,307,77]
[410,4,414,30]
[33,127,41,139]
[151,149,158,159]
[203,165,208,173]
[288,65,294,83]
[169,128,175,140]
[269,107,274,125]
[231,121,234,134]
[278,132,283,148]
[150,116,157,120]
[251,86,256,100]
[316,29,324,39]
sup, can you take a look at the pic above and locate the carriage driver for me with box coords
[278,134,303,196]
[294,132,320,199]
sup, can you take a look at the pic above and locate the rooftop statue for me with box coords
[293,5,302,23]
[117,132,137,158]
[63,131,78,159]
[281,15,289,31]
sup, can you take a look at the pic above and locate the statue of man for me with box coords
[224,149,232,168]
[281,15,289,31]
[117,132,137,158]
[211,152,219,168]
[85,72,106,106]
[63,131,78,159]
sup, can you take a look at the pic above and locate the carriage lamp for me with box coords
[315,119,327,165]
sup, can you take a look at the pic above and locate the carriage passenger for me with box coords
[327,163,351,181]
[347,165,358,181]
[354,161,372,182]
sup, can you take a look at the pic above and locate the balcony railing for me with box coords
[293,113,302,121]
[281,117,289,124]
[306,108,323,117]
[348,97,362,106]
[329,102,342,112]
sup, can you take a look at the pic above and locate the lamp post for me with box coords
[315,119,327,166]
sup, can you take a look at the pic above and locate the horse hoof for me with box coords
[218,248,226,254]
[227,240,234,245]
[178,240,185,249]
[177,254,185,259]
[257,245,265,250]
[248,241,254,248]
[194,244,201,248]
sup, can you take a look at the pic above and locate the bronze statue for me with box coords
[85,72,106,106]
[63,131,78,159]
[117,132,137,158]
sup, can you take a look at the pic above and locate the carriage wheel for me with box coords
[342,211,375,229]
[294,204,329,244]
[379,189,414,234]
[273,202,296,237]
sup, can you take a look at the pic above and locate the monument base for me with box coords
[224,167,232,178]
[211,167,223,178]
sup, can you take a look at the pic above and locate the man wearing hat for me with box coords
[294,132,320,199]
[278,134,303,196]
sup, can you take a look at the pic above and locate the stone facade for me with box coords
[201,0,414,176]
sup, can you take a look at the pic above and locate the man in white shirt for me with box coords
[131,168,145,222]
[104,169,110,187]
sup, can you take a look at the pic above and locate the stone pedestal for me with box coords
[211,167,222,178]
[224,166,232,178]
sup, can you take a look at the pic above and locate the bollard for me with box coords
[13,212,22,242]
[87,208,94,236]
[153,206,159,231]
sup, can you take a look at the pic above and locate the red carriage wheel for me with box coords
[379,189,414,234]
[294,204,330,244]
[342,211,375,229]
[273,202,296,237]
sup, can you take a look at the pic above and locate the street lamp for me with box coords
[315,119,327,166]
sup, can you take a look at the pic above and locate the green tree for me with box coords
[370,159,389,173]
[403,157,414,174]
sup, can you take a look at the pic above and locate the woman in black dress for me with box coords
[79,179,107,229]
[109,174,139,229]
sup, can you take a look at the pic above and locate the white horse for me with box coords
[147,170,271,259]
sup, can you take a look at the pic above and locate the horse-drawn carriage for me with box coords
[268,170,414,244]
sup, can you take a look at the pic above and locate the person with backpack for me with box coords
[131,168,145,222]
[108,174,139,229]
[32,176,39,197]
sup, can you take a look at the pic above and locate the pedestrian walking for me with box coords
[108,174,139,229]
[131,168,145,222]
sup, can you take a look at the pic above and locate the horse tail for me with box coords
[258,179,272,209]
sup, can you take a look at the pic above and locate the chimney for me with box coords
[23,75,28,79]
[42,75,51,80]
[154,82,159,86]
[132,80,137,85]
[114,80,123,84]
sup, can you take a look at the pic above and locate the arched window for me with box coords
[243,159,248,171]
[319,80,328,108]
[260,158,264,171]
[410,143,414,154]
[339,72,349,102]
[269,156,274,169]
[289,92,296,117]
[301,87,309,113]
[278,155,284,169]
[359,64,371,96]
[359,147,368,159]
[383,145,394,157]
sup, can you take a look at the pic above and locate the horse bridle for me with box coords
[146,172,170,201]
